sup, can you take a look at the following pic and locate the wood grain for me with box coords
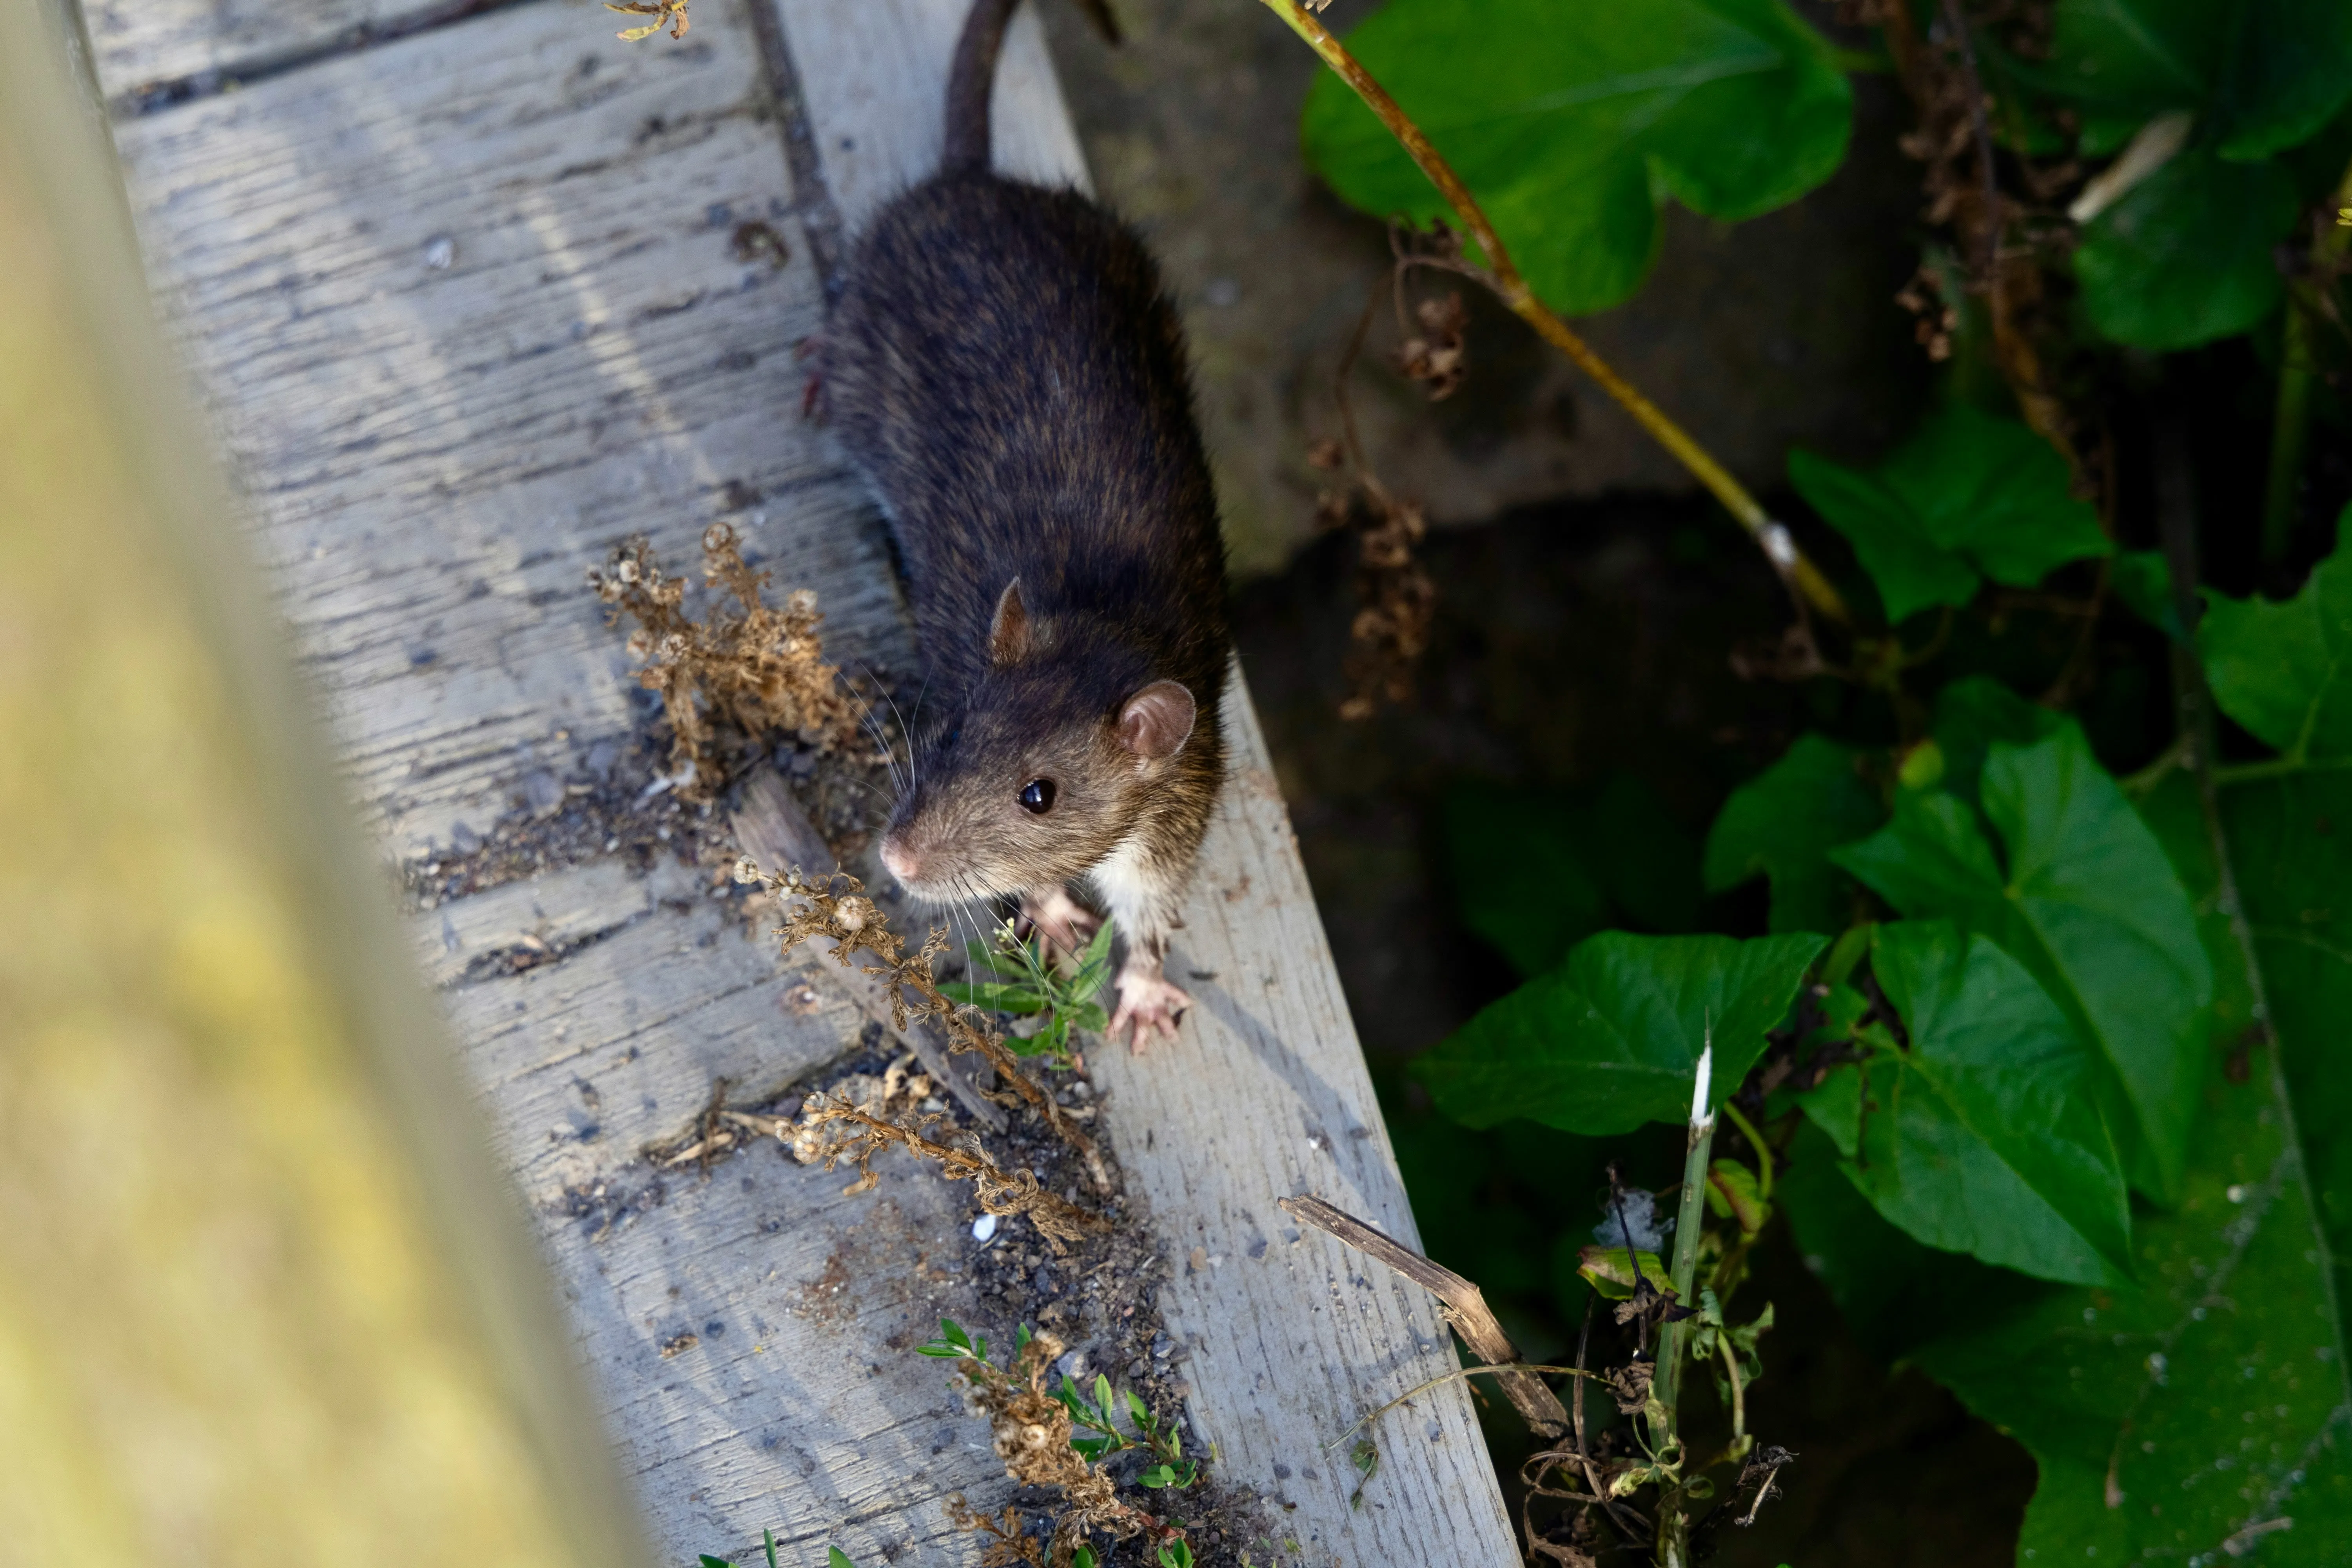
[98,0,1519,1559]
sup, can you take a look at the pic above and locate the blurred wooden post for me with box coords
[0,5,648,1563]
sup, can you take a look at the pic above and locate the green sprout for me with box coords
[939,917,1116,1060]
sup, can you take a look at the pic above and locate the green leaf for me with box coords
[1577,1245,1673,1300]
[701,1556,737,1568]
[936,979,1048,1014]
[2214,0,2352,158]
[2146,765,2352,1343]
[1443,781,1608,977]
[1832,729,2213,1201]
[2200,507,2352,760]
[1797,922,2132,1285]
[1914,1054,2352,1561]
[1702,733,1885,933]
[828,1551,857,1568]
[1928,675,2067,808]
[1778,1117,2050,1360]
[2111,548,2187,639]
[2075,142,2300,350]
[765,1529,780,1568]
[1299,0,1851,315]
[2041,0,2228,119]
[1788,405,2110,624]
[1787,449,1979,622]
[1417,931,1827,1134]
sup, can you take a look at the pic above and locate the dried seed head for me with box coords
[732,855,762,884]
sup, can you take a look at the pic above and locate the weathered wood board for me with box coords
[94,0,1519,1562]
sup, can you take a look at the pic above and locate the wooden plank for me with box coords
[99,0,1520,1561]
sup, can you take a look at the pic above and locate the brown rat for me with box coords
[826,0,1229,1048]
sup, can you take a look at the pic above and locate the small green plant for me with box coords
[1054,1372,1199,1488]
[940,919,1116,1060]
[699,1527,846,1568]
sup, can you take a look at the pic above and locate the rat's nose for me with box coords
[878,835,919,882]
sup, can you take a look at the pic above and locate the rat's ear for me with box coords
[1117,680,1196,760]
[988,579,1031,666]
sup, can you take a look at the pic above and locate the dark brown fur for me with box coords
[824,0,1229,1041]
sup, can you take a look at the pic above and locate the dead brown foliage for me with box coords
[738,858,1111,1185]
[589,524,862,798]
[947,1331,1171,1567]
[606,0,689,41]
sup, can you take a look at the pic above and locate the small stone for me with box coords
[971,1213,999,1243]
[422,234,456,270]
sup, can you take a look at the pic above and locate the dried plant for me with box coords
[736,857,1110,1183]
[788,1090,1106,1250]
[1308,233,1455,722]
[928,1324,1175,1567]
[944,1497,1045,1568]
[589,524,862,797]
[606,0,688,41]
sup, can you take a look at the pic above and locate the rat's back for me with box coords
[826,170,1226,699]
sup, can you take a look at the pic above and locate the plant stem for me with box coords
[2262,153,2352,564]
[1258,0,1852,628]
[1717,1098,1773,1202]
[1653,1042,1717,1567]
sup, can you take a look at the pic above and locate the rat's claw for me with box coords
[1108,972,1192,1053]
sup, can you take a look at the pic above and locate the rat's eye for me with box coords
[1018,778,1057,814]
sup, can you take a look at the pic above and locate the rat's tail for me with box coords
[940,0,1120,177]
[940,0,1023,177]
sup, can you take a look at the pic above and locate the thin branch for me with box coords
[1259,0,1852,628]
[1280,1194,1569,1437]
[1326,1362,1602,1453]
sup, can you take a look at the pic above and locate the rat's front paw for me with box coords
[1108,971,1192,1052]
[1018,886,1101,958]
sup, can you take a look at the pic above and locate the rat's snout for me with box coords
[878,833,920,884]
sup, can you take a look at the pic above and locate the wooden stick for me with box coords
[1280,1194,1568,1437]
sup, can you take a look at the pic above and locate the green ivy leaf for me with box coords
[1702,733,1885,933]
[1299,0,1851,315]
[1832,729,2212,1201]
[1913,1053,2352,1560]
[1797,922,2132,1285]
[2075,142,2300,350]
[2200,506,2352,760]
[1417,931,1826,1134]
[1787,405,2110,624]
